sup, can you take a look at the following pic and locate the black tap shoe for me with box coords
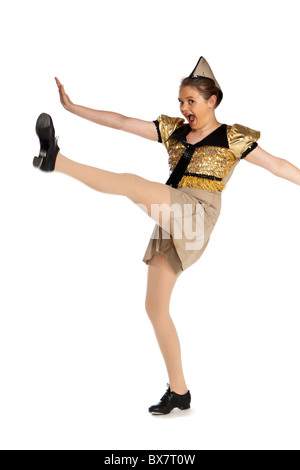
[33,113,60,171]
[148,384,191,415]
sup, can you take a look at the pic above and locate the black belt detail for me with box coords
[183,172,222,181]
[165,145,195,188]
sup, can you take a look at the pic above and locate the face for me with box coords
[178,86,215,128]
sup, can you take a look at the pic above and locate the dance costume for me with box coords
[142,58,260,276]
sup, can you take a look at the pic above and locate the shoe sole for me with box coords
[149,405,190,415]
[33,113,53,169]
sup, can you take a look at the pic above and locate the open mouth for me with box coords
[185,114,196,124]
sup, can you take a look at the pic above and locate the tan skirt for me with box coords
[142,186,222,276]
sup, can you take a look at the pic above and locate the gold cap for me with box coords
[190,56,222,98]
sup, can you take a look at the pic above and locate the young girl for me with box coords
[33,56,300,415]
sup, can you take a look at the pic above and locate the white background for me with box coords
[1,0,299,450]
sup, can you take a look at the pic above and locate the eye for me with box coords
[178,100,183,105]
[189,99,195,104]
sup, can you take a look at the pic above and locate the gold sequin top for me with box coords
[153,114,261,192]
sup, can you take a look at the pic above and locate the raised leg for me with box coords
[55,152,173,231]
[145,253,188,395]
[55,152,188,393]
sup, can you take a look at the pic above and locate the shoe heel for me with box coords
[179,404,190,410]
[33,147,47,168]
[33,156,43,168]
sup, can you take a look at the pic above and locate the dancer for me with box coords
[33,56,300,415]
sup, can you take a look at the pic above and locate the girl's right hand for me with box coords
[55,77,74,111]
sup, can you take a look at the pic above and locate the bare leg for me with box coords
[55,152,173,230]
[145,253,188,394]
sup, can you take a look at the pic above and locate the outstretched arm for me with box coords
[244,145,300,186]
[54,77,158,141]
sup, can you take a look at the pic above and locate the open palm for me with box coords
[55,77,74,111]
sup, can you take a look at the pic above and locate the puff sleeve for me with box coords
[228,123,261,160]
[153,114,186,146]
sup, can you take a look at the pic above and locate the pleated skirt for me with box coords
[142,185,222,276]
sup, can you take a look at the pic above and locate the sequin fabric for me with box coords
[156,115,261,192]
[169,144,236,177]
[167,141,236,192]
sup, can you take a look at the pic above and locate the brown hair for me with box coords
[180,76,223,109]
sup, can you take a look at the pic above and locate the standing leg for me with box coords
[145,253,188,394]
[55,153,189,390]
[55,152,174,231]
